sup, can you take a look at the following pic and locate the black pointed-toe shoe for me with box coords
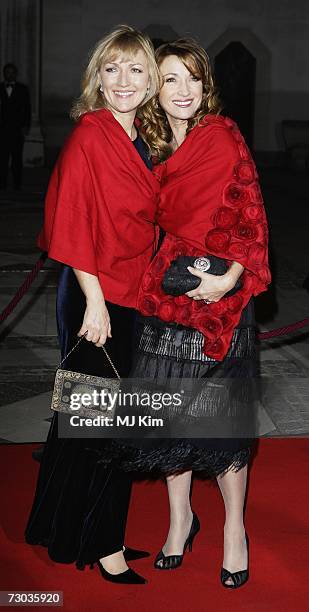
[123,546,150,561]
[154,512,200,570]
[220,533,249,589]
[93,560,147,584]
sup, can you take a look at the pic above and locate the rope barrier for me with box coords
[0,252,47,324]
[0,253,308,341]
[257,318,309,340]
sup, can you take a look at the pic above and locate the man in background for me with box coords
[0,63,31,190]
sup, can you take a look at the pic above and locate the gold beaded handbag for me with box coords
[51,332,121,419]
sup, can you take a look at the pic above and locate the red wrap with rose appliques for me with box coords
[137,115,271,360]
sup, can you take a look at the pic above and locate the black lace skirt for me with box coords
[104,299,258,478]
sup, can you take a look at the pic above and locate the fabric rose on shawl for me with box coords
[234,160,256,185]
[139,294,160,316]
[209,300,227,316]
[205,229,231,252]
[233,222,258,242]
[248,243,266,266]
[192,299,207,313]
[223,183,251,207]
[221,313,234,331]
[169,241,189,259]
[248,182,263,203]
[227,241,248,260]
[213,207,240,229]
[175,294,191,306]
[158,302,176,322]
[226,294,244,314]
[241,204,264,222]
[202,337,224,360]
[176,304,193,326]
[257,268,271,284]
[237,141,251,160]
[194,313,223,341]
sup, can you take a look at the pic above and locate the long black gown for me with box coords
[25,135,152,567]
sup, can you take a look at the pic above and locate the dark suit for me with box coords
[0,81,31,188]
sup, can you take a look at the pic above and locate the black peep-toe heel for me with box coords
[154,512,200,570]
[220,533,249,589]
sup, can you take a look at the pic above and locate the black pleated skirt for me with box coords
[104,298,257,478]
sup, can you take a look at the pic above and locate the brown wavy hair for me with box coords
[138,38,222,161]
[70,25,160,121]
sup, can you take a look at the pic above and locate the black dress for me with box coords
[104,297,257,479]
[25,135,152,567]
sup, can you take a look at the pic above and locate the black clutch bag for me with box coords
[161,255,242,297]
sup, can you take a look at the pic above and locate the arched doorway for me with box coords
[215,41,256,148]
[207,28,271,152]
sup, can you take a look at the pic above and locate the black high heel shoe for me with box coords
[92,560,147,584]
[123,546,150,561]
[220,533,249,589]
[154,512,200,570]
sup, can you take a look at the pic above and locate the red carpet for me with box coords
[0,439,308,611]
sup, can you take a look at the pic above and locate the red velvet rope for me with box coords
[0,252,47,324]
[257,318,309,340]
[0,253,308,340]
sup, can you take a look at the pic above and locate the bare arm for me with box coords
[186,261,244,302]
[73,269,111,347]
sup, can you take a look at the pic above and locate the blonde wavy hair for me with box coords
[71,25,160,121]
[139,38,222,162]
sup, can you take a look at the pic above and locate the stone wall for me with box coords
[2,0,309,158]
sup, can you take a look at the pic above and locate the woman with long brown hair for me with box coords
[111,38,270,588]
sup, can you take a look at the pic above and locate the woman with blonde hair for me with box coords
[111,38,270,588]
[25,24,160,584]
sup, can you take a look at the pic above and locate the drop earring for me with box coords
[143,85,150,101]
[99,84,104,93]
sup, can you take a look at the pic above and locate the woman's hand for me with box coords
[78,299,111,347]
[73,268,111,347]
[185,261,244,303]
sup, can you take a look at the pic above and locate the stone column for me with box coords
[0,0,44,166]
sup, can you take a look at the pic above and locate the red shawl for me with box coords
[137,115,271,360]
[38,108,159,308]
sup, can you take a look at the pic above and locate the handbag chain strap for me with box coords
[58,331,121,380]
